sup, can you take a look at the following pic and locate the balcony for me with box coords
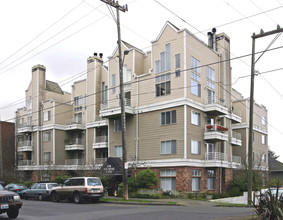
[231,108,242,123]
[18,160,33,166]
[100,98,134,118]
[231,131,242,146]
[65,139,85,151]
[204,96,228,116]
[92,136,108,149]
[93,158,107,165]
[65,118,84,130]
[205,152,227,161]
[232,155,242,164]
[65,159,84,165]
[17,123,33,133]
[18,141,33,152]
[86,115,108,128]
[204,124,229,142]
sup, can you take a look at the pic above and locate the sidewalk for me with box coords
[102,196,217,206]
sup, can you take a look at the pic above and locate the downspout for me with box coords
[183,30,187,159]
[37,68,40,166]
[53,101,55,165]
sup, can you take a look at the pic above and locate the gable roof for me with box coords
[269,156,283,171]
[46,80,63,94]
[152,21,180,43]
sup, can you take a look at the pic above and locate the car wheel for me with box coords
[51,192,60,202]
[24,193,28,200]
[73,193,81,204]
[38,194,43,201]
[7,208,19,219]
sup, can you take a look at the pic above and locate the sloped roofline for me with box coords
[109,41,145,58]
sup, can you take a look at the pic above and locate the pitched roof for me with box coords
[46,80,63,94]
[269,156,283,171]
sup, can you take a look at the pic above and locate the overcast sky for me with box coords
[1,0,283,161]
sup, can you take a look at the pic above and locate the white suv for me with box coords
[50,177,104,204]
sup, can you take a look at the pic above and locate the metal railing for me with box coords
[65,118,82,125]
[94,136,108,143]
[206,124,228,132]
[17,122,33,128]
[232,155,242,164]
[100,98,131,110]
[205,96,226,106]
[205,152,227,161]
[232,108,242,117]
[232,131,241,140]
[65,159,84,165]
[93,158,107,164]
[18,160,33,166]
[18,140,32,147]
[65,139,84,145]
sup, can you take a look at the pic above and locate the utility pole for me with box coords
[100,0,129,200]
[248,25,283,205]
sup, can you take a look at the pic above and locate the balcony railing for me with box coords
[206,96,226,106]
[65,118,82,125]
[18,160,33,166]
[93,158,107,165]
[232,108,242,117]
[18,140,32,147]
[65,139,84,145]
[205,152,227,161]
[100,98,131,110]
[232,155,242,164]
[65,159,84,165]
[232,131,241,140]
[95,136,108,143]
[206,124,228,132]
[17,122,33,128]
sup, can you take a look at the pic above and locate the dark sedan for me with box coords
[22,182,59,201]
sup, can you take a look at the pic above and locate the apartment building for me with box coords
[15,22,268,193]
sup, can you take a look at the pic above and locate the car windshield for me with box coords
[0,185,3,190]
[47,183,59,189]
[15,184,27,189]
[87,178,101,186]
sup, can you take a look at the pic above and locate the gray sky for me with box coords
[1,0,283,161]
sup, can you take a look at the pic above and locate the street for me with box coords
[2,200,256,220]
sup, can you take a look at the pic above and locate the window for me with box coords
[161,110,176,125]
[27,96,32,110]
[191,80,201,97]
[191,56,201,73]
[155,73,171,97]
[191,140,201,154]
[43,152,51,162]
[101,82,108,102]
[74,113,82,124]
[192,169,201,191]
[206,66,215,89]
[262,135,266,144]
[19,117,24,125]
[111,74,116,94]
[175,54,180,68]
[207,169,215,190]
[114,145,122,157]
[114,119,121,132]
[43,131,51,142]
[43,111,51,122]
[175,70,181,77]
[155,44,171,74]
[123,65,131,83]
[262,116,267,126]
[261,154,267,163]
[191,110,201,126]
[161,140,176,154]
[160,170,176,192]
[27,116,32,126]
[74,96,83,106]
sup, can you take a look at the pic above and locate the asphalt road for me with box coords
[1,200,255,220]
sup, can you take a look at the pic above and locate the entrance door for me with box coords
[207,89,215,104]
[207,143,215,160]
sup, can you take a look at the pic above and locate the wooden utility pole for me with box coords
[248,26,283,205]
[100,0,129,200]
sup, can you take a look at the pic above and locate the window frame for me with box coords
[114,119,121,132]
[191,140,201,155]
[161,140,177,155]
[161,110,176,125]
[191,110,201,126]
[114,145,122,157]
[43,111,51,122]
[43,131,51,142]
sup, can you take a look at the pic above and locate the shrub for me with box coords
[53,175,72,185]
[135,168,158,189]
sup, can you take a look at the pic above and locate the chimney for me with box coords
[207,32,213,48]
[94,52,98,57]
[99,53,103,59]
[212,28,217,51]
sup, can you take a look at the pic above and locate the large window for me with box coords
[191,56,201,73]
[43,131,51,142]
[43,111,51,122]
[207,169,215,190]
[74,96,83,106]
[27,96,32,110]
[161,110,176,125]
[262,135,266,144]
[192,169,201,191]
[43,152,51,163]
[261,116,267,126]
[160,169,176,192]
[155,44,171,74]
[114,119,121,132]
[114,145,122,157]
[111,74,116,94]
[175,54,180,69]
[74,113,82,124]
[155,73,171,97]
[101,82,108,103]
[191,110,201,126]
[191,72,201,97]
[191,140,201,154]
[161,140,176,154]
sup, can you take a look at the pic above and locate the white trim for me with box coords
[53,128,55,165]
[184,31,187,98]
[184,105,187,159]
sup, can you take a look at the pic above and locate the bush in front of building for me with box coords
[135,168,158,189]
[53,175,72,185]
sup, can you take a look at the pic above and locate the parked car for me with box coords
[22,182,59,201]
[0,184,22,218]
[5,183,28,198]
[50,177,104,204]
[259,188,283,204]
